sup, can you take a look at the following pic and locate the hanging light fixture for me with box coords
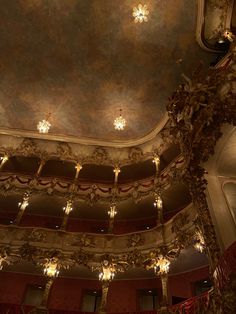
[37,119,51,134]
[114,109,126,131]
[37,113,51,134]
[133,4,149,23]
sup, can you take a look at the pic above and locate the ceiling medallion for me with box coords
[114,109,126,131]
[133,4,149,23]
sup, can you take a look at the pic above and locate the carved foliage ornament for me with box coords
[128,233,144,247]
[0,246,11,270]
[56,142,74,160]
[171,212,193,249]
[167,62,236,164]
[209,0,229,10]
[91,254,128,281]
[72,234,95,248]
[19,244,75,275]
[129,147,143,163]
[167,53,236,268]
[93,147,109,164]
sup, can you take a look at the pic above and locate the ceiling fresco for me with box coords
[0,0,217,141]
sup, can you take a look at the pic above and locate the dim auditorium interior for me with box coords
[0,1,235,314]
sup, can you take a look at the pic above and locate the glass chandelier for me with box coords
[114,109,126,131]
[37,113,51,134]
[37,119,51,134]
[133,4,149,23]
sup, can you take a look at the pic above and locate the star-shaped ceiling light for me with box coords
[133,4,149,23]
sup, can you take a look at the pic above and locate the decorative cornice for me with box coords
[0,131,173,167]
[0,113,169,149]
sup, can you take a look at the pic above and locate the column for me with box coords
[99,281,109,314]
[157,206,163,225]
[61,214,69,230]
[61,199,73,230]
[160,274,169,309]
[36,159,46,176]
[75,163,83,180]
[0,155,8,170]
[41,278,54,308]
[108,203,117,233]
[153,155,160,174]
[14,193,29,225]
[108,217,114,233]
[154,194,163,226]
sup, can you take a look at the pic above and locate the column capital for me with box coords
[113,166,121,184]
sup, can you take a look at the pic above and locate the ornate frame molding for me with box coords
[196,0,235,52]
[0,155,185,204]
[0,114,169,149]
[0,204,196,268]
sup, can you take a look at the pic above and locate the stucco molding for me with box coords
[0,204,196,268]
[0,155,185,205]
[0,113,169,149]
[196,0,235,52]
[0,126,175,168]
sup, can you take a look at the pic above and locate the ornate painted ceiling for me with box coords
[0,0,217,142]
